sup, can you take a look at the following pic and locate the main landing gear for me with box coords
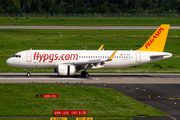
[81,71,89,78]
[27,68,31,77]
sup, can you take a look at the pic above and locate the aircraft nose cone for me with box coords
[6,58,14,66]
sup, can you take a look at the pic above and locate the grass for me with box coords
[0,29,180,36]
[0,29,180,73]
[0,84,167,118]
[0,17,180,26]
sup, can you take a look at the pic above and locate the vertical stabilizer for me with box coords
[136,24,170,52]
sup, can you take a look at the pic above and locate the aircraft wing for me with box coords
[62,50,117,69]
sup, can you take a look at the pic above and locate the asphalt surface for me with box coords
[1,73,180,120]
[0,26,180,29]
[1,73,180,84]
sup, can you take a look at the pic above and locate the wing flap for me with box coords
[73,59,102,65]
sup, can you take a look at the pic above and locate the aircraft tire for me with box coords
[81,71,89,78]
[84,72,89,78]
[27,73,31,77]
[81,71,85,77]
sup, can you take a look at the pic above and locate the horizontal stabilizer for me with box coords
[150,53,172,59]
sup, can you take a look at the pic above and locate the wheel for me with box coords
[27,73,31,77]
[27,68,31,77]
[84,72,89,78]
[81,71,89,78]
[81,71,85,77]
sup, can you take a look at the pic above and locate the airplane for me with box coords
[6,24,172,78]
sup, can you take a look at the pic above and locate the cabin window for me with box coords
[13,55,21,58]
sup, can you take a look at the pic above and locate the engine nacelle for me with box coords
[56,64,76,76]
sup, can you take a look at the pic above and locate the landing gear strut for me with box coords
[81,71,89,78]
[27,68,31,77]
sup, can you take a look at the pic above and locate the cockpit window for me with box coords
[13,55,21,58]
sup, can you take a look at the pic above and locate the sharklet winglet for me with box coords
[107,50,117,61]
[98,44,104,51]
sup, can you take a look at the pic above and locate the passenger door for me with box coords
[136,52,141,62]
[26,52,32,62]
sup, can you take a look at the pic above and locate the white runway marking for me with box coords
[0,78,99,80]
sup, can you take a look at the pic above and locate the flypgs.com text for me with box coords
[33,52,78,63]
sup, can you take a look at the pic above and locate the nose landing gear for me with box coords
[27,68,31,77]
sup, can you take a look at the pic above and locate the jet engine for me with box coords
[54,64,76,76]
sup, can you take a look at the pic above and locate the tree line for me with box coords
[0,0,180,14]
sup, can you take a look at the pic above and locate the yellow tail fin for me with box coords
[136,24,170,52]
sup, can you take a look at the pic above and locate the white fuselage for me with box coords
[6,50,172,69]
